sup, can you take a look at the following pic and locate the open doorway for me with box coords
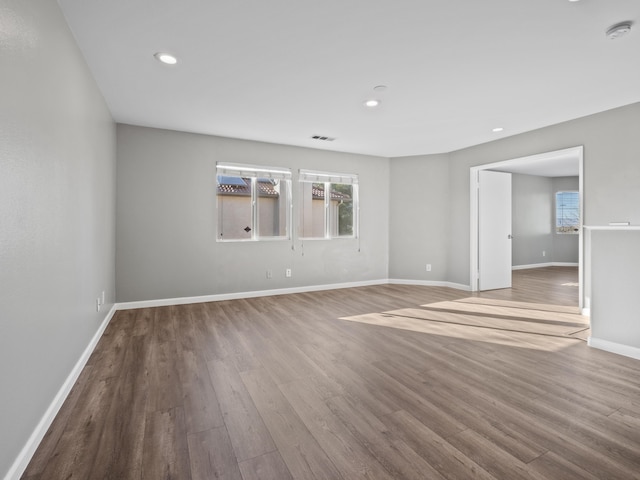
[470,146,584,309]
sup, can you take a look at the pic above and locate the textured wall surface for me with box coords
[591,230,640,349]
[0,0,116,476]
[512,173,554,267]
[116,124,389,302]
[444,102,640,286]
[389,153,451,282]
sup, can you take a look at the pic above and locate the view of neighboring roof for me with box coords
[217,177,279,197]
[217,177,351,200]
[311,185,351,201]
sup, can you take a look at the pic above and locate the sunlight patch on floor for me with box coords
[340,298,589,352]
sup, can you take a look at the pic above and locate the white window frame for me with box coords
[216,163,292,242]
[555,190,580,235]
[298,169,359,240]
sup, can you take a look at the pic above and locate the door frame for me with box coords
[469,146,584,308]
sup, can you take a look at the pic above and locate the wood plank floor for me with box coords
[23,267,640,479]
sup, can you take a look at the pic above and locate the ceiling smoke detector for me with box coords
[606,22,632,40]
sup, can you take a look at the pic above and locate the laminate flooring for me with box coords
[23,267,640,479]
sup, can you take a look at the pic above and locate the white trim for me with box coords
[469,146,585,310]
[583,225,640,231]
[299,169,359,185]
[116,279,389,310]
[216,162,292,179]
[551,262,579,267]
[117,279,475,310]
[588,336,640,361]
[512,262,579,270]
[512,262,552,270]
[388,279,471,291]
[4,305,117,480]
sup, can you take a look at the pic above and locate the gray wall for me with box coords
[389,102,640,351]
[389,154,450,281]
[116,124,389,302]
[511,174,579,267]
[426,102,640,287]
[1,2,638,472]
[512,174,554,267]
[0,0,116,477]
[590,230,640,347]
[552,176,580,264]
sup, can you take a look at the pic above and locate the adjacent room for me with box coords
[2,0,640,479]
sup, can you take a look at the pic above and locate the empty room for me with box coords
[2,0,640,479]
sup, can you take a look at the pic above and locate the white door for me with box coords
[478,170,512,290]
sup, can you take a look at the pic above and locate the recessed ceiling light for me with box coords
[492,127,504,133]
[154,52,178,65]
[364,99,380,108]
[373,85,388,92]
[606,22,632,40]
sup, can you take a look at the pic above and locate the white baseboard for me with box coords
[588,336,640,361]
[117,278,474,310]
[4,305,117,480]
[512,262,578,270]
[513,262,553,270]
[116,279,390,310]
[388,279,471,291]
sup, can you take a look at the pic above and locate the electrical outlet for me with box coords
[266,269,273,279]
[96,298,101,312]
[285,268,292,278]
[542,251,546,257]
[426,264,432,272]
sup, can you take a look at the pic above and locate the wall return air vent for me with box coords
[311,135,336,142]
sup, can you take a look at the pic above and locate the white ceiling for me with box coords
[489,148,581,177]
[57,0,639,158]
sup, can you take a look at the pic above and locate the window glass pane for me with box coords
[257,178,288,238]
[217,175,252,240]
[331,183,354,237]
[300,182,326,238]
[556,191,579,234]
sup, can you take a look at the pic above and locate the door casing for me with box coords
[469,146,584,308]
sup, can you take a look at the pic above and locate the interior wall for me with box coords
[388,153,450,281]
[552,176,580,263]
[116,124,390,302]
[443,102,640,287]
[0,0,116,477]
[590,230,640,351]
[511,174,554,267]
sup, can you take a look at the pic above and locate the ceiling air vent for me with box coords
[311,135,336,142]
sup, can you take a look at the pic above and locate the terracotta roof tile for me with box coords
[312,187,351,201]
[217,179,279,197]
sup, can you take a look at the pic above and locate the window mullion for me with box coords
[251,177,258,240]
[324,181,331,238]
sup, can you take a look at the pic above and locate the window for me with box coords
[217,163,291,241]
[556,191,580,234]
[299,170,358,239]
